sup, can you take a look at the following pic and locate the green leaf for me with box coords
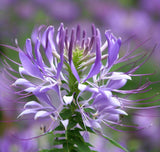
[53,133,65,138]
[55,123,65,131]
[39,148,64,152]
[97,131,129,152]
[68,118,77,129]
[67,129,93,152]
[74,138,92,152]
[84,108,96,113]
[53,139,66,145]
[60,108,72,120]
[86,127,95,133]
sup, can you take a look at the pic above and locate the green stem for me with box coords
[65,130,69,152]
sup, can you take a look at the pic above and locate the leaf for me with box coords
[53,133,65,138]
[73,137,92,152]
[67,119,77,129]
[60,108,72,120]
[39,148,64,152]
[54,122,65,131]
[67,129,93,152]
[84,108,96,113]
[95,130,129,152]
[53,139,66,145]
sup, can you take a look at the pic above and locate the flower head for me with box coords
[2,23,157,150]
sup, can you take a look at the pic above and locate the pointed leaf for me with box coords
[95,130,129,152]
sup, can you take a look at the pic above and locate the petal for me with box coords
[31,25,46,43]
[78,83,87,91]
[89,119,101,128]
[78,84,99,93]
[84,34,102,82]
[68,29,80,82]
[35,93,56,109]
[100,90,112,99]
[14,78,34,88]
[41,26,56,66]
[39,84,57,93]
[70,61,80,82]
[24,87,38,93]
[106,114,120,122]
[56,24,65,78]
[107,79,128,90]
[63,95,73,105]
[34,38,44,69]
[104,109,128,115]
[45,27,55,65]
[17,109,36,118]
[61,119,69,130]
[24,101,43,109]
[105,31,121,68]
[19,67,29,76]
[19,51,43,79]
[108,72,131,80]
[34,111,50,120]
[25,39,32,59]
[109,97,121,107]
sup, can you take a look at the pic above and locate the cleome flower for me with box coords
[1,23,157,151]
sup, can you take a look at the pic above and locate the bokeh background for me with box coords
[0,0,160,151]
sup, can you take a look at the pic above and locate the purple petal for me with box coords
[84,34,102,82]
[88,119,101,128]
[24,87,38,93]
[107,79,128,90]
[19,67,29,76]
[106,114,119,122]
[25,39,33,59]
[103,109,128,115]
[70,61,80,82]
[100,90,112,99]
[34,111,51,120]
[105,31,121,68]
[92,95,107,107]
[24,101,43,109]
[108,72,131,80]
[35,92,56,110]
[56,23,64,45]
[57,24,65,78]
[19,51,43,79]
[39,84,58,93]
[31,25,46,43]
[18,109,36,118]
[78,84,99,93]
[42,26,55,65]
[109,97,121,107]
[14,78,34,88]
[68,29,80,82]
[34,38,44,70]
[45,27,55,65]
[76,24,81,45]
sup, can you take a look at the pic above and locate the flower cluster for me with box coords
[3,23,156,151]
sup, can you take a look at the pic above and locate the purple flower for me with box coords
[3,23,156,138]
